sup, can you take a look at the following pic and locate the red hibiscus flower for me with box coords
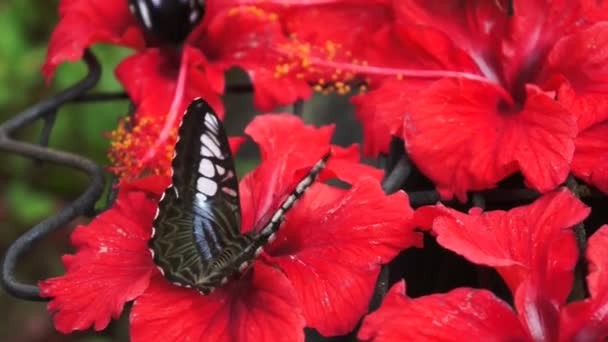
[360,188,608,341]
[39,115,421,341]
[45,0,394,179]
[346,0,608,200]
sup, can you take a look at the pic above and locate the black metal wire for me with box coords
[0,49,106,301]
[69,83,255,104]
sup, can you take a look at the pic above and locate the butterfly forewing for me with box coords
[151,98,248,293]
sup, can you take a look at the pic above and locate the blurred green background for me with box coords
[1,1,131,340]
[0,1,362,341]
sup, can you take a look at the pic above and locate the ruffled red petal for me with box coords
[546,22,608,131]
[394,0,506,72]
[240,114,381,232]
[503,0,586,87]
[560,225,608,341]
[422,189,589,339]
[130,263,305,342]
[265,179,420,335]
[427,189,588,300]
[351,78,432,156]
[358,280,528,342]
[198,6,311,111]
[39,187,157,332]
[403,78,577,200]
[43,0,144,80]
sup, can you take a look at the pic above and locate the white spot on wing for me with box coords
[199,158,215,177]
[136,0,152,29]
[201,134,223,159]
[205,113,219,130]
[222,187,237,197]
[201,146,213,157]
[216,164,225,175]
[197,177,218,196]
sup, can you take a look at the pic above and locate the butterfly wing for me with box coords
[150,98,242,290]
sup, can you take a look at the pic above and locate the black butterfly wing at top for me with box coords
[150,98,245,292]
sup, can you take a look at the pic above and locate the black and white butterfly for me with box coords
[150,98,329,295]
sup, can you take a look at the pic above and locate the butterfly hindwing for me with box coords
[150,98,247,293]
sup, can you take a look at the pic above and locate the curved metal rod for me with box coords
[0,49,105,301]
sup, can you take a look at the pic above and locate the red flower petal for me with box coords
[280,2,395,74]
[429,188,588,301]
[394,0,506,71]
[39,187,157,333]
[358,280,528,342]
[572,121,608,193]
[503,0,586,87]
[560,225,608,341]
[264,179,420,335]
[240,114,381,232]
[424,189,589,339]
[585,226,608,301]
[130,263,305,342]
[43,0,144,80]
[199,6,311,111]
[111,46,225,179]
[281,2,392,56]
[116,46,224,118]
[403,78,577,200]
[351,78,432,156]
[546,22,608,131]
[582,0,608,23]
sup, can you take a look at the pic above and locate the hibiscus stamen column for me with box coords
[140,50,189,168]
[302,57,516,106]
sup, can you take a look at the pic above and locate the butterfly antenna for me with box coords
[257,151,331,241]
